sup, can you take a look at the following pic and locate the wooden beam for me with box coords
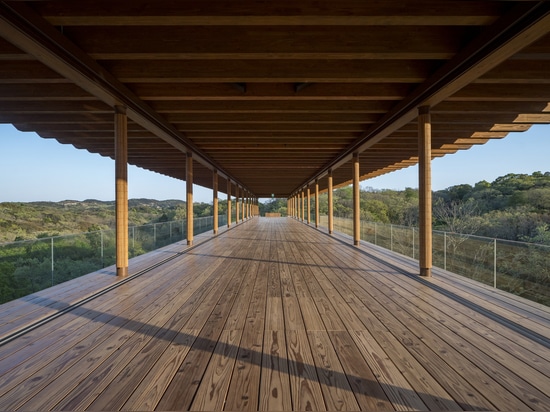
[102,59,435,83]
[43,25,470,59]
[35,0,504,26]
[137,83,410,101]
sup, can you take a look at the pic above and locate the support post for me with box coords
[241,189,246,222]
[115,106,128,277]
[328,170,334,234]
[418,105,432,277]
[315,180,319,228]
[186,152,194,245]
[301,190,305,221]
[227,179,232,227]
[286,199,292,216]
[213,170,219,234]
[236,186,240,223]
[307,186,311,224]
[353,153,360,246]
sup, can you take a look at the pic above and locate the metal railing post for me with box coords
[444,232,447,271]
[51,237,54,286]
[412,227,414,259]
[494,238,497,288]
[101,230,104,267]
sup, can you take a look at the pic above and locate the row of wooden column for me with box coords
[288,106,433,277]
[114,108,257,277]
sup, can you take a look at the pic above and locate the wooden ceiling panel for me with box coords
[0,1,548,198]
[100,59,439,84]
[32,0,507,26]
[60,26,469,60]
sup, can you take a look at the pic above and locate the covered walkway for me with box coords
[0,218,549,411]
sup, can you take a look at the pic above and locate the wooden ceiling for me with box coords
[1,1,550,198]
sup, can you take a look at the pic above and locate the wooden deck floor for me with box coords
[0,217,549,411]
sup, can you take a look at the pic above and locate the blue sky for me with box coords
[0,123,548,203]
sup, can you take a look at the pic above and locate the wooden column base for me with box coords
[354,240,360,246]
[117,267,128,277]
[187,240,193,246]
[420,268,432,277]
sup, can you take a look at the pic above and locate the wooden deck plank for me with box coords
[51,248,229,410]
[327,330,394,411]
[0,218,549,411]
[260,330,293,411]
[154,226,263,411]
[286,329,327,411]
[189,329,241,411]
[332,241,550,393]
[0,258,192,407]
[307,330,361,410]
[224,228,270,411]
[324,240,538,410]
[365,249,550,365]
[303,228,510,410]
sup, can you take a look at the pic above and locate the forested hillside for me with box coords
[1,172,548,304]
[0,199,226,243]
[261,171,550,245]
[2,172,549,245]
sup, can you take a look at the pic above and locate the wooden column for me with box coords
[286,199,292,216]
[301,190,305,221]
[241,189,246,222]
[227,179,232,227]
[306,186,311,224]
[236,186,240,223]
[353,153,360,246]
[213,171,218,234]
[115,106,128,277]
[328,170,334,234]
[419,106,433,277]
[186,152,193,246]
[315,180,320,228]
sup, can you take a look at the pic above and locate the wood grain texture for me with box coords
[0,218,549,410]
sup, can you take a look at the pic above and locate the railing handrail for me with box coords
[325,215,550,249]
[0,214,223,247]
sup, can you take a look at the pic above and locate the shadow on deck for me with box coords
[0,217,549,411]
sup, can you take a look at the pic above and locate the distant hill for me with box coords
[3,172,550,245]
[0,199,187,243]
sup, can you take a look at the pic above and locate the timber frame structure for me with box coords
[1,1,550,276]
